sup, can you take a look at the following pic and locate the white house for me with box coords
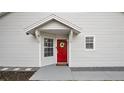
[0,12,124,67]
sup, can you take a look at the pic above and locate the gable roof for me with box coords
[25,14,81,35]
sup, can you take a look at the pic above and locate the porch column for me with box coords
[35,29,42,67]
[69,29,73,66]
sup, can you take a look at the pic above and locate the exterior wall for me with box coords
[0,12,124,67]
[69,13,124,67]
[0,13,43,67]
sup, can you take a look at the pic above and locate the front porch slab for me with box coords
[30,64,73,81]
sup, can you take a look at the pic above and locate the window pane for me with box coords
[47,53,50,56]
[86,37,90,40]
[44,43,47,46]
[44,53,47,57]
[47,39,50,42]
[86,43,93,49]
[89,38,93,42]
[44,38,48,43]
[86,37,94,43]
[89,37,93,40]
[50,42,53,47]
[86,43,90,49]
[89,43,93,49]
[47,43,50,47]
[86,38,90,42]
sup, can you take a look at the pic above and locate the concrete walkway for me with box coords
[30,64,124,81]
[71,71,124,80]
[30,64,73,80]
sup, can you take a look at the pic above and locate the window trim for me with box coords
[84,35,95,51]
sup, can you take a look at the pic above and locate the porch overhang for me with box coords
[25,14,82,36]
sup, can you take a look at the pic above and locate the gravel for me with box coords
[0,71,35,81]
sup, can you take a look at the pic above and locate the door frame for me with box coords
[39,32,71,67]
[56,38,69,65]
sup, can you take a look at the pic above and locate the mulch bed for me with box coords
[0,71,35,81]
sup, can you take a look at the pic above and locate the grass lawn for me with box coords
[0,71,35,81]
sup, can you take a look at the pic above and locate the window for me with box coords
[85,36,94,50]
[44,38,53,57]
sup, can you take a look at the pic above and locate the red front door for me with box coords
[57,39,67,64]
